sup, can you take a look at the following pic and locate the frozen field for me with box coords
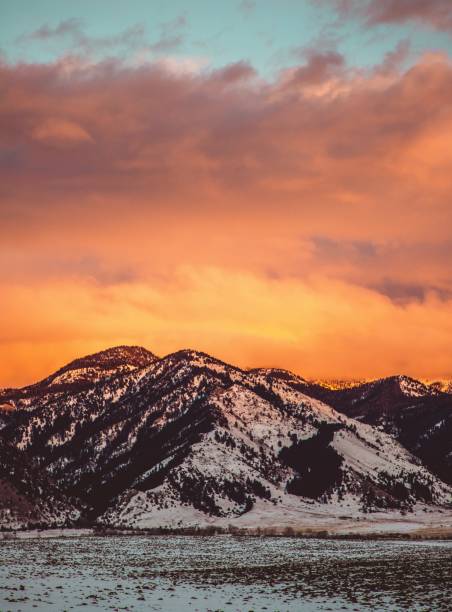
[0,535,451,611]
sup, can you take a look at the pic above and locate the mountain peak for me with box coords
[382,374,438,398]
[65,345,157,368]
[0,346,157,401]
[162,348,245,374]
[39,345,157,388]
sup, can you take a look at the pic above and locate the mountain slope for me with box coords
[1,348,450,529]
[302,376,452,485]
[0,438,80,530]
[0,346,157,405]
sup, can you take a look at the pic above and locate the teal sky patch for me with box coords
[1,0,451,75]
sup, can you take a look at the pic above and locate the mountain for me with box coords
[424,379,452,394]
[0,348,451,530]
[308,379,367,391]
[305,375,440,420]
[302,375,452,486]
[0,346,157,405]
[0,437,80,530]
[0,402,15,430]
[309,377,452,395]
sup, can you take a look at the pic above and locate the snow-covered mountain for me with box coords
[424,379,452,394]
[0,346,157,405]
[312,376,452,395]
[302,375,452,486]
[0,347,451,530]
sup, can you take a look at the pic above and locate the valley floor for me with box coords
[1,534,451,611]
[222,501,452,537]
[98,496,452,538]
[2,505,452,540]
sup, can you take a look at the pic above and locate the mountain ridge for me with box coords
[0,346,451,531]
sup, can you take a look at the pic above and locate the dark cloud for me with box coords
[287,50,345,86]
[316,0,452,32]
[369,280,452,304]
[210,61,257,83]
[312,236,378,259]
[365,0,452,31]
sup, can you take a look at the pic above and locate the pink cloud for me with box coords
[1,52,452,381]
[32,118,93,145]
[365,0,452,31]
[287,50,345,86]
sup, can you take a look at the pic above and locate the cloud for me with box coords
[149,15,187,53]
[2,53,452,238]
[210,61,257,84]
[376,39,411,74]
[365,0,452,31]
[32,118,93,145]
[284,50,345,86]
[18,19,148,55]
[1,52,452,382]
[317,0,452,32]
[2,268,452,387]
[17,17,187,58]
[19,18,83,42]
[238,1,256,15]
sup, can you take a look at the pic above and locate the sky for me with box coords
[1,0,452,386]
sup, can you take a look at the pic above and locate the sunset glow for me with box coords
[2,0,452,386]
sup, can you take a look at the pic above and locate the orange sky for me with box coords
[2,51,452,387]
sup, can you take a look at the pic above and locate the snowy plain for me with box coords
[1,535,451,611]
